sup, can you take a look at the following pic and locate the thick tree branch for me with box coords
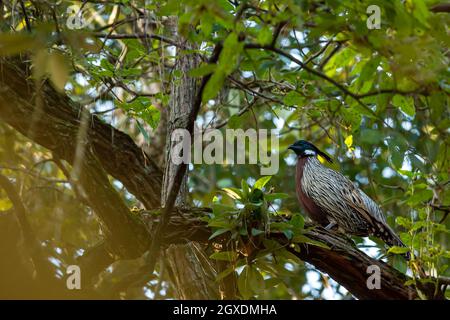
[430,3,450,13]
[144,209,444,300]
[0,58,163,210]
[0,58,157,259]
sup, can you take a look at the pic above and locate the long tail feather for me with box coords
[374,222,410,260]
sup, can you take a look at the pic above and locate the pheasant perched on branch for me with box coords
[288,140,408,258]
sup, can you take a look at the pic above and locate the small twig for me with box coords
[319,42,342,69]
[304,39,334,66]
[430,204,450,223]
[19,0,31,32]
[228,76,283,104]
[212,98,259,130]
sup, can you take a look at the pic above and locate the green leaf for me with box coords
[292,235,330,249]
[392,95,415,117]
[412,0,430,28]
[136,120,150,143]
[270,222,292,232]
[188,63,216,77]
[251,228,265,236]
[289,214,304,230]
[253,176,272,190]
[208,228,230,240]
[277,248,303,265]
[257,26,272,45]
[222,187,242,200]
[265,193,289,201]
[283,91,305,106]
[207,219,233,229]
[141,105,161,130]
[238,265,253,299]
[216,266,235,282]
[388,246,410,254]
[265,277,282,288]
[212,203,236,216]
[248,266,265,294]
[411,220,427,231]
[406,189,433,206]
[238,265,264,298]
[202,69,225,102]
[396,216,412,228]
[241,179,250,199]
[359,129,382,144]
[341,106,362,128]
[119,98,160,129]
[227,114,242,129]
[219,32,243,74]
[283,229,294,240]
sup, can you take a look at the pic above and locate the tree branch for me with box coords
[0,58,163,210]
[144,208,444,300]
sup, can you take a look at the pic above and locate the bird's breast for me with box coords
[295,157,329,225]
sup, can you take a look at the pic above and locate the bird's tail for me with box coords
[376,223,410,260]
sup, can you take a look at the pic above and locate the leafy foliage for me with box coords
[205,177,330,299]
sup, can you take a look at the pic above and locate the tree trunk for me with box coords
[165,242,219,299]
[160,19,221,299]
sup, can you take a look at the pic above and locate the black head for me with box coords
[288,140,333,163]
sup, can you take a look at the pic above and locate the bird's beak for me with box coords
[288,144,299,152]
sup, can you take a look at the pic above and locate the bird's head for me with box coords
[288,140,333,163]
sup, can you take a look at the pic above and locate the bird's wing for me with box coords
[303,166,384,225]
[344,182,406,246]
[306,166,385,223]
[341,180,386,223]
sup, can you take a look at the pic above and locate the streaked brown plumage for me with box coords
[288,140,407,257]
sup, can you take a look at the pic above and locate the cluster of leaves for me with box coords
[385,170,450,296]
[204,176,329,299]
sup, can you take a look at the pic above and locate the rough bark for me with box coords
[161,19,198,208]
[0,58,152,258]
[160,21,221,299]
[165,242,219,300]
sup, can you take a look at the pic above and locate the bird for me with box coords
[288,140,408,258]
